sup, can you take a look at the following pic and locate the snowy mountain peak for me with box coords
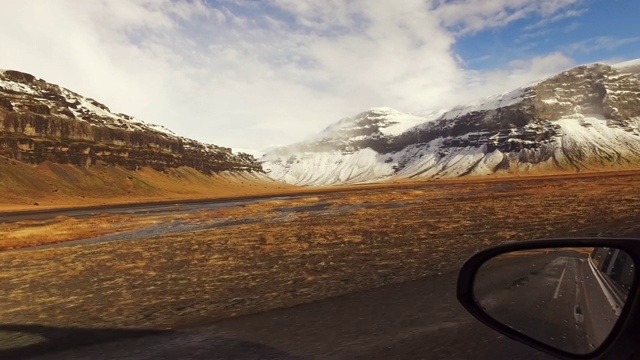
[263,107,435,164]
[319,107,430,139]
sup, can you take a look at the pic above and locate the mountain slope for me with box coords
[0,69,261,173]
[0,69,294,210]
[262,61,640,185]
[0,158,294,212]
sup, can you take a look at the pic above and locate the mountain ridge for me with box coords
[262,61,640,186]
[0,69,261,174]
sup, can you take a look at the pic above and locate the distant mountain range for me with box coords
[3,60,640,190]
[0,69,261,174]
[261,59,640,186]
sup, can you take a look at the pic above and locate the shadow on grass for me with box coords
[0,324,305,359]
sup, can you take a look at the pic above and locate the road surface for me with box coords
[15,269,554,360]
[475,250,624,354]
[15,250,627,359]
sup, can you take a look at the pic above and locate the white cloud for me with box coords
[461,52,576,102]
[523,8,587,30]
[517,29,551,42]
[432,0,581,35]
[566,36,640,54]
[564,22,581,33]
[0,0,589,151]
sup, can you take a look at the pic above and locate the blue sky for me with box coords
[455,0,640,70]
[0,0,638,154]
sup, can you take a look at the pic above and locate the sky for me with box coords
[0,0,638,155]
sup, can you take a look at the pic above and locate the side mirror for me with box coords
[458,239,640,359]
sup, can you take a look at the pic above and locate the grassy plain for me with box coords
[1,170,639,343]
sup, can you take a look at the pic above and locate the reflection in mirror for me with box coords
[474,247,635,355]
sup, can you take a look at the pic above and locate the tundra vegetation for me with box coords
[1,170,639,345]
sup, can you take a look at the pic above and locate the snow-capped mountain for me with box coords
[0,70,261,173]
[262,61,640,185]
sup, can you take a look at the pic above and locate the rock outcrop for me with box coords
[0,70,261,173]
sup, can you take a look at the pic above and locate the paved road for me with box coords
[19,269,554,360]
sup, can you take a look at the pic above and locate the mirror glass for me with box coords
[474,247,635,354]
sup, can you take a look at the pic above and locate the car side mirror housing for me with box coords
[457,238,640,360]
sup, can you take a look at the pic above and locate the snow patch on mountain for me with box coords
[388,115,640,181]
[263,148,395,186]
[0,79,37,95]
[313,107,432,141]
[553,115,640,163]
[613,59,640,73]
[440,86,532,121]
[369,107,431,136]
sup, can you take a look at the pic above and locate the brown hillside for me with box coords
[0,156,296,212]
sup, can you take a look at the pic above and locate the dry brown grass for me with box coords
[0,215,155,250]
[0,157,300,212]
[0,213,214,250]
[2,154,639,213]
[1,171,639,336]
[0,195,338,250]
[6,168,640,251]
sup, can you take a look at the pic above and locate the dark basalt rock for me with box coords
[3,70,36,83]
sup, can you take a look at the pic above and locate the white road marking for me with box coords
[553,260,568,299]
[587,257,623,316]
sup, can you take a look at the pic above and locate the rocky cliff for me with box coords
[393,63,640,154]
[0,70,261,173]
[262,61,640,185]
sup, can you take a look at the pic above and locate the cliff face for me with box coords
[392,63,640,155]
[0,70,261,173]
